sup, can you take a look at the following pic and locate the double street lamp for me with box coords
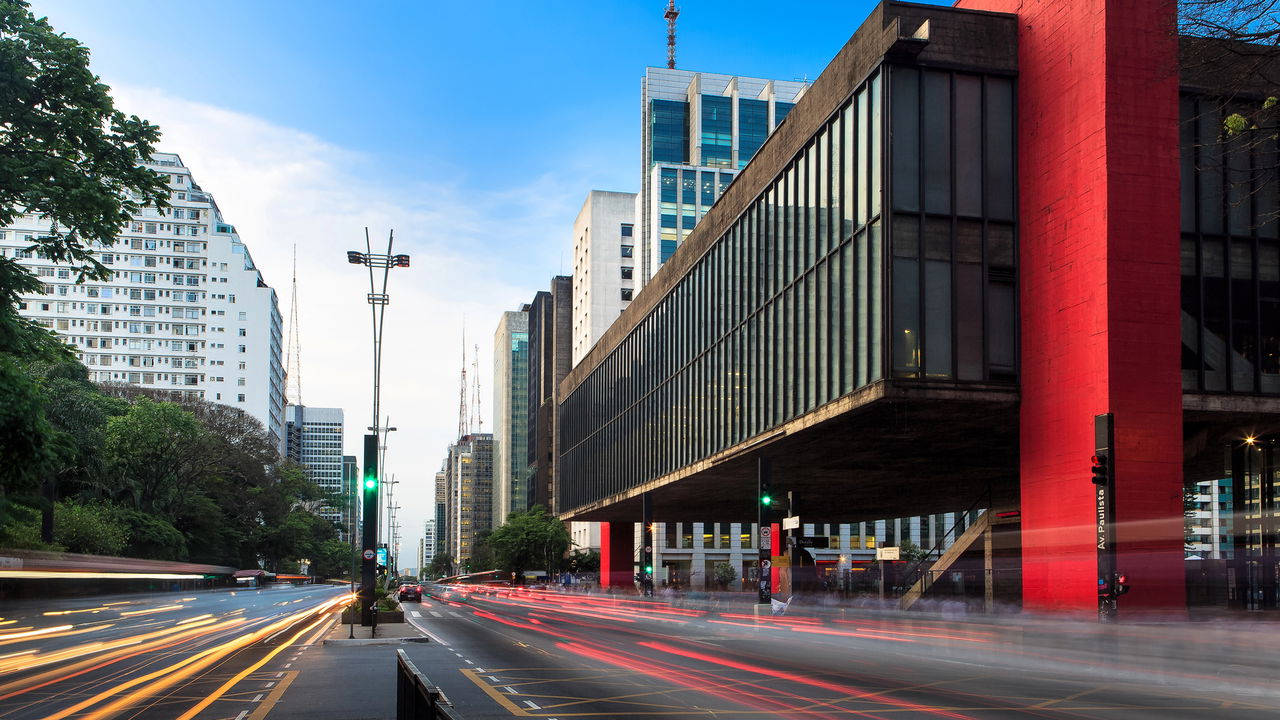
[347,229,409,627]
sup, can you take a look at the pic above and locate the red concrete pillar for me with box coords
[599,521,635,591]
[770,522,781,591]
[955,0,1185,614]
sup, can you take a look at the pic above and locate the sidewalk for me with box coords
[322,614,430,646]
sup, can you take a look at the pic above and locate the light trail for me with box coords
[118,604,185,617]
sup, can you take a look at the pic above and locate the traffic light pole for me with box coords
[758,457,773,607]
[641,492,654,597]
[361,433,378,626]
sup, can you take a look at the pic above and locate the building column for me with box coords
[599,521,635,591]
[957,0,1185,615]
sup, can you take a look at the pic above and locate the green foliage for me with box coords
[0,355,54,496]
[469,530,498,572]
[712,561,739,588]
[0,501,56,550]
[566,548,599,573]
[310,539,355,580]
[104,397,210,520]
[109,505,187,560]
[53,500,126,555]
[898,540,931,563]
[0,0,169,285]
[487,506,571,583]
[426,553,454,579]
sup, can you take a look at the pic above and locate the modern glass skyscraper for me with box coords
[638,68,808,281]
[492,308,530,527]
[285,405,346,536]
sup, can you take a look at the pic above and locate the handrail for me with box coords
[896,486,991,593]
[396,648,458,720]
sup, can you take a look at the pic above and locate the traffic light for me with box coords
[1097,576,1111,598]
[644,564,654,574]
[1114,572,1130,596]
[392,254,411,267]
[363,470,378,492]
[761,493,772,506]
[1090,454,1109,485]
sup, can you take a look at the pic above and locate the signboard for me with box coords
[376,547,388,567]
[876,546,900,561]
[770,555,790,568]
[782,516,800,530]
[797,536,829,549]
[759,526,772,543]
[362,549,375,561]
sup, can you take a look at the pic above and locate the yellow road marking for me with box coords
[247,670,298,720]
[1031,685,1109,708]
[462,668,530,716]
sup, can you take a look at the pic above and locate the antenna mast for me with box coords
[284,244,302,406]
[665,0,680,69]
[457,329,469,439]
[471,343,482,433]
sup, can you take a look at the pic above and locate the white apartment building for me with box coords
[422,519,437,569]
[570,191,636,366]
[285,405,346,535]
[0,152,286,447]
[492,309,530,526]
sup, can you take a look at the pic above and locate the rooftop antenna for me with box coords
[471,344,483,433]
[665,0,680,69]
[457,328,469,439]
[284,244,302,406]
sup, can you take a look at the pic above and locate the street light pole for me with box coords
[347,229,410,627]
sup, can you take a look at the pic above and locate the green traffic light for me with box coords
[363,477,377,490]
[644,565,653,573]
[761,494,772,506]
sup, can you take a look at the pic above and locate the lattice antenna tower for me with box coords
[665,0,680,69]
[284,245,302,406]
[471,343,483,433]
[457,328,469,439]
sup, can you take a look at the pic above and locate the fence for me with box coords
[396,649,458,720]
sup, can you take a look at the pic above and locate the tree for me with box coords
[898,540,932,563]
[0,1,169,285]
[104,398,211,520]
[487,506,571,583]
[567,548,600,573]
[712,561,739,589]
[54,500,126,556]
[426,553,454,579]
[469,530,498,573]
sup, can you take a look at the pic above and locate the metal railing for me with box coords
[396,649,458,720]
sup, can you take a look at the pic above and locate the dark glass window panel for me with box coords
[987,281,1016,370]
[775,101,795,125]
[1198,101,1225,236]
[661,168,678,203]
[1180,97,1198,234]
[701,95,734,168]
[924,217,951,261]
[1181,236,1202,388]
[957,219,982,263]
[1256,138,1279,239]
[855,228,869,388]
[893,256,920,377]
[923,71,952,215]
[801,144,813,268]
[839,243,853,394]
[891,67,920,212]
[956,262,983,381]
[738,98,769,167]
[925,258,953,378]
[651,99,689,164]
[1230,239,1257,392]
[682,171,697,205]
[955,75,983,218]
[869,220,883,382]
[1260,241,1279,392]
[1227,135,1252,236]
[870,73,882,220]
[842,103,856,237]
[1202,238,1228,390]
[856,89,869,227]
[818,128,830,257]
[984,77,1015,221]
[701,171,716,207]
[681,213,697,229]
[661,214,678,229]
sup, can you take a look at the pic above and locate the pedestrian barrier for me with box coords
[396,648,458,719]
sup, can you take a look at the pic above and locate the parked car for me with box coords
[397,584,421,602]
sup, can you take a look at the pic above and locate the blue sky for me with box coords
[35,0,932,564]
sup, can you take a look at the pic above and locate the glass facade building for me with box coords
[562,58,1021,511]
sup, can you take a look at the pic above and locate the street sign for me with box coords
[771,555,790,568]
[876,546,900,561]
[759,526,772,542]
[376,547,388,566]
[782,516,800,530]
[761,559,771,570]
[797,536,829,549]
[362,549,375,561]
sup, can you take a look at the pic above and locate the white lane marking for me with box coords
[464,659,474,664]
[275,672,284,678]
[487,676,500,682]
[234,712,249,720]
[454,653,463,657]
[411,611,422,617]
[252,693,264,702]
[284,663,292,668]
[503,686,517,694]
[524,700,541,709]
[448,611,461,617]
[430,611,442,618]
[475,667,485,672]
[264,681,275,688]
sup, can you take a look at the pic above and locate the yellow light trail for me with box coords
[118,604,184,617]
[0,625,72,642]
[0,570,204,580]
[44,607,110,616]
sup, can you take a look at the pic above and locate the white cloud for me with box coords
[113,86,580,564]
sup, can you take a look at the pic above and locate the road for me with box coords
[387,586,1280,719]
[6,584,1280,719]
[0,583,349,720]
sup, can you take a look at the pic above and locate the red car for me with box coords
[397,584,421,602]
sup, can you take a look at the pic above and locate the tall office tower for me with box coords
[434,466,448,564]
[492,308,530,527]
[527,276,572,514]
[343,455,358,547]
[422,519,437,569]
[444,433,493,566]
[638,68,808,281]
[284,405,347,535]
[0,152,286,448]
[571,191,638,365]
